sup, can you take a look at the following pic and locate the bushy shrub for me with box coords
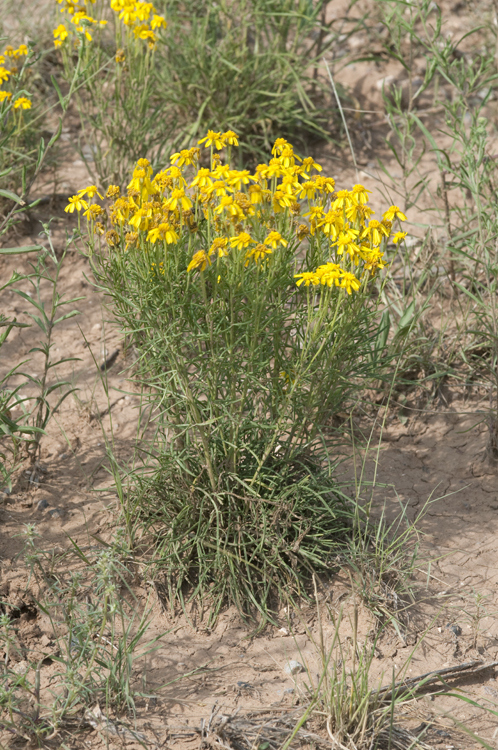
[77,131,405,619]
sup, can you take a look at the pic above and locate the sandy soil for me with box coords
[2,1,498,747]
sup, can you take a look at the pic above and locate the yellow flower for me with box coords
[296,223,309,241]
[248,184,263,204]
[228,169,254,190]
[3,46,15,57]
[264,231,287,249]
[187,249,211,272]
[332,190,353,210]
[323,177,336,194]
[345,202,374,223]
[115,48,126,63]
[300,156,322,178]
[165,188,192,211]
[0,67,11,83]
[335,231,360,258]
[272,190,293,211]
[362,248,387,272]
[150,13,167,29]
[65,195,89,213]
[208,180,231,198]
[214,195,244,219]
[222,130,239,146]
[147,223,179,244]
[190,168,212,189]
[53,24,69,47]
[339,271,361,295]
[298,181,317,200]
[317,209,342,239]
[198,130,224,150]
[315,263,342,287]
[278,146,297,169]
[15,44,29,57]
[170,149,196,167]
[209,237,229,257]
[78,184,103,199]
[230,232,253,250]
[0,91,12,103]
[392,231,407,244]
[83,203,104,220]
[245,243,272,265]
[272,137,290,156]
[383,205,407,222]
[361,219,389,246]
[294,271,319,287]
[351,184,371,204]
[106,185,120,199]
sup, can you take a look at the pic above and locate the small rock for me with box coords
[446,624,462,637]
[12,660,29,675]
[48,508,63,519]
[36,498,49,511]
[40,634,52,648]
[284,660,305,676]
[278,627,289,636]
[92,323,101,330]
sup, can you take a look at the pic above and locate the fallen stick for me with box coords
[376,659,498,699]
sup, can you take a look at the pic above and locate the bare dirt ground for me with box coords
[2,2,498,747]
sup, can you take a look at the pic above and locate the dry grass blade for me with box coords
[198,705,330,750]
[375,660,498,700]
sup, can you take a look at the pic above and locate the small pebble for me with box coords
[36,498,49,511]
[12,660,29,675]
[446,624,462,637]
[284,660,305,676]
[48,508,63,519]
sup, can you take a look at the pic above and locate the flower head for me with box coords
[198,130,224,150]
[245,243,272,265]
[230,232,253,250]
[78,184,103,199]
[339,271,361,295]
[209,237,229,257]
[14,96,31,109]
[264,231,287,249]
[65,195,89,213]
[383,205,407,222]
[294,271,319,287]
[222,130,239,146]
[187,249,211,272]
[392,231,407,244]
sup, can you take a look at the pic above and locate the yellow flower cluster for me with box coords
[0,44,31,110]
[53,2,107,47]
[71,132,406,293]
[53,0,165,50]
[0,44,31,109]
[110,0,166,48]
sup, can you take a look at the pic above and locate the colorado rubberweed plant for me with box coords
[53,0,362,183]
[53,0,167,185]
[76,131,405,622]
